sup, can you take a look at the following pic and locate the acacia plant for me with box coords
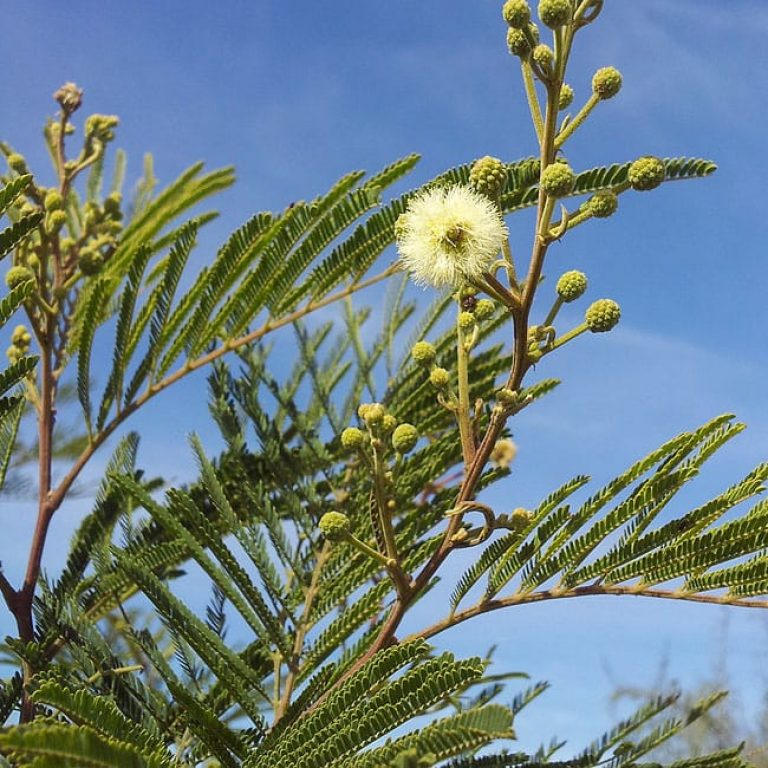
[0,1,766,766]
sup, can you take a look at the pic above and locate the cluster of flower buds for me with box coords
[6,324,32,363]
[340,402,420,458]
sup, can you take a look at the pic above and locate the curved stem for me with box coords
[407,585,768,643]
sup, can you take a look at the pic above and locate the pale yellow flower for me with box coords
[395,186,507,288]
[490,438,517,469]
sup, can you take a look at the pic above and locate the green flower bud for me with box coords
[628,156,666,191]
[359,402,386,426]
[53,82,83,113]
[533,44,554,71]
[458,310,475,329]
[43,190,64,211]
[381,414,398,434]
[78,249,104,276]
[496,388,518,406]
[45,210,67,233]
[411,341,436,366]
[469,156,506,198]
[585,298,621,332]
[7,154,27,174]
[340,427,365,450]
[429,367,451,390]
[392,423,419,454]
[5,345,20,363]
[84,114,119,143]
[502,0,531,27]
[11,325,31,348]
[5,265,34,289]
[592,67,622,100]
[510,507,533,530]
[26,253,40,271]
[104,192,122,216]
[506,23,539,57]
[587,190,618,218]
[558,84,574,110]
[474,298,496,320]
[538,0,572,29]
[318,511,351,542]
[556,270,588,302]
[540,162,576,198]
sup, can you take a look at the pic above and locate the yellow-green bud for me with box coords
[496,388,518,406]
[506,23,539,57]
[104,192,122,216]
[54,82,83,113]
[540,162,576,198]
[11,325,31,348]
[628,156,666,191]
[411,341,436,366]
[340,427,365,450]
[510,507,533,530]
[587,191,618,218]
[392,423,419,454]
[592,67,622,100]
[474,299,495,320]
[585,299,621,332]
[5,345,20,363]
[78,249,104,276]
[381,414,398,434]
[26,253,40,271]
[360,402,386,426]
[7,154,27,174]
[318,511,351,542]
[458,311,475,330]
[84,114,119,142]
[429,367,451,390]
[558,84,574,110]
[502,0,531,27]
[5,265,34,289]
[45,210,67,233]
[533,44,554,71]
[538,0,571,29]
[43,190,64,211]
[469,156,506,198]
[556,270,588,302]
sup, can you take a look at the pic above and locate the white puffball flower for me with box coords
[395,186,508,288]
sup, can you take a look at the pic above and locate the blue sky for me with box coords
[2,0,768,753]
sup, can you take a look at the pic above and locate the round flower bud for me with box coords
[587,191,618,218]
[411,341,436,366]
[538,0,572,29]
[43,190,63,211]
[585,299,621,332]
[558,84,574,110]
[78,249,104,276]
[26,254,40,271]
[507,24,539,57]
[5,345,21,363]
[7,154,27,174]
[5,265,34,289]
[533,44,554,70]
[502,0,531,27]
[474,298,496,320]
[556,270,588,302]
[490,438,518,468]
[53,82,83,113]
[429,367,451,390]
[340,427,365,450]
[381,414,398,434]
[318,511,351,542]
[360,402,386,426]
[540,162,576,198]
[592,67,622,100]
[496,388,518,406]
[104,192,122,216]
[392,423,419,454]
[11,325,31,348]
[510,507,533,530]
[469,156,506,199]
[458,311,475,330]
[628,156,666,191]
[45,210,67,233]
